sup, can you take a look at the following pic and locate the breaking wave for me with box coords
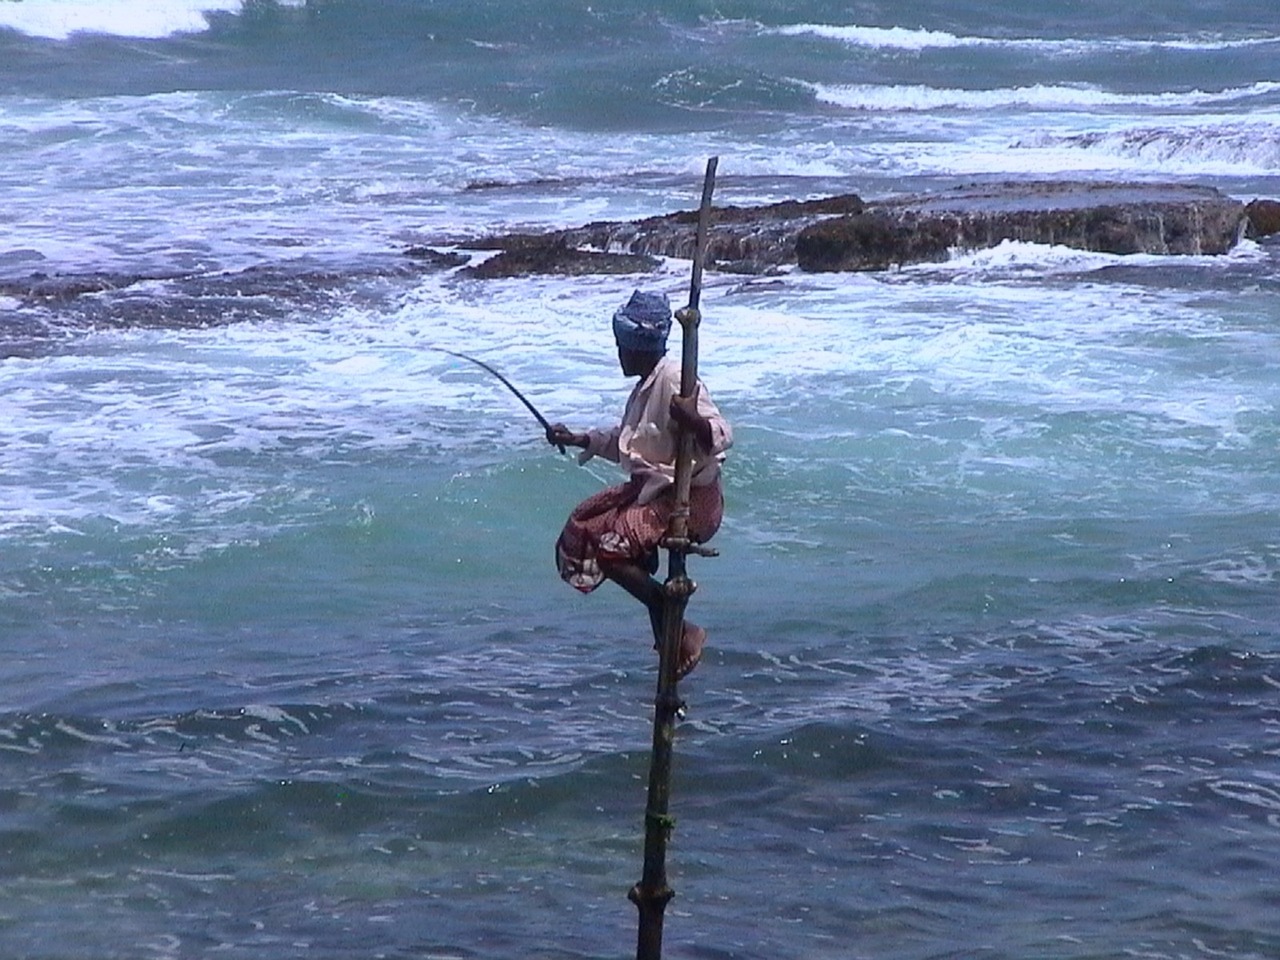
[807,80,1280,113]
[0,0,296,39]
[769,22,1280,55]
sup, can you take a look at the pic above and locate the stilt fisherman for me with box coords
[547,290,733,678]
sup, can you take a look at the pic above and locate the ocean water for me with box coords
[2,2,1280,958]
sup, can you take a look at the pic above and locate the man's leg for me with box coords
[602,560,706,677]
[602,560,664,641]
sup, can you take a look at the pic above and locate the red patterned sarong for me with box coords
[556,477,724,593]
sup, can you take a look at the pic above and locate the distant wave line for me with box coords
[769,22,1280,55]
[0,0,304,40]
[806,80,1280,113]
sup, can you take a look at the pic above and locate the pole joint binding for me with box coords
[628,883,675,909]
[674,306,701,329]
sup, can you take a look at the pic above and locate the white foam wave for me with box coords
[807,80,1280,113]
[0,0,225,39]
[0,0,315,40]
[903,236,1270,278]
[1027,122,1280,177]
[4,254,1278,564]
[903,239,1122,278]
[880,131,1280,181]
[769,22,1280,55]
[0,89,736,279]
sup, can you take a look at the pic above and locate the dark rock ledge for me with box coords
[456,181,1275,279]
[1245,198,1280,240]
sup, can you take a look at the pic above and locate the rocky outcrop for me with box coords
[798,182,1245,271]
[462,181,1248,277]
[795,213,954,272]
[1245,199,1280,239]
[557,194,866,275]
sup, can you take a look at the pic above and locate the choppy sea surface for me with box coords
[2,2,1280,958]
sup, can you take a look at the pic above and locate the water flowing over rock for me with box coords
[798,182,1246,270]
[464,181,1247,277]
[0,254,464,346]
[458,234,660,279]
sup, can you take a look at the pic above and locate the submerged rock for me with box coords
[467,180,1247,277]
[403,246,470,269]
[0,253,464,336]
[460,234,659,279]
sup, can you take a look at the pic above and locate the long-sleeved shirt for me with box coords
[579,354,732,505]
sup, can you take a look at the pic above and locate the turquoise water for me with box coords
[3,2,1280,958]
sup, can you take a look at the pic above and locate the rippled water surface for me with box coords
[3,2,1280,958]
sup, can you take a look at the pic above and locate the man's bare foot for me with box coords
[677,623,707,679]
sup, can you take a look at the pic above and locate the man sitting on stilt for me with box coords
[548,290,733,678]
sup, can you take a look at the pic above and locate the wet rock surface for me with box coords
[557,194,866,275]
[468,181,1251,277]
[826,181,1248,266]
[1245,199,1280,239]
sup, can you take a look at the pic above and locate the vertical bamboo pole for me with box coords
[629,156,718,960]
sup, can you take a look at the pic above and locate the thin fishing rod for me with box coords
[434,348,565,453]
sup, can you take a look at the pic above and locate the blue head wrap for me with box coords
[612,290,672,353]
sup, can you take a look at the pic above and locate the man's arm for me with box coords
[546,423,590,449]
[548,422,623,463]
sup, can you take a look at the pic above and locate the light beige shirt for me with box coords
[580,355,732,505]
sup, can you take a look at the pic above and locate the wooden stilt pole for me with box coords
[629,156,719,960]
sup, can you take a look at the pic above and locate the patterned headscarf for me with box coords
[611,290,672,353]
